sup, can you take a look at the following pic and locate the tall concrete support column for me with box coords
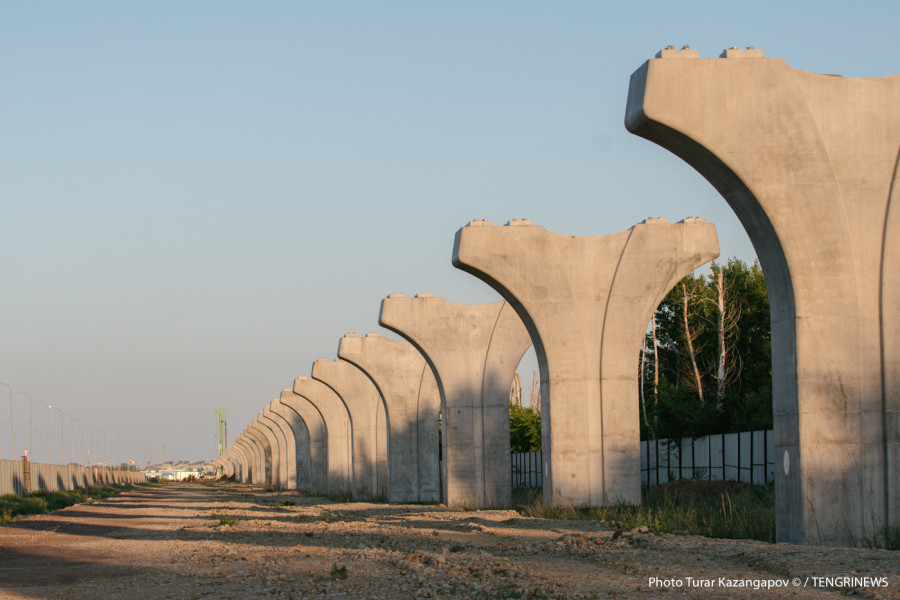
[293,376,352,497]
[339,333,441,503]
[380,295,531,508]
[246,425,274,485]
[221,452,236,479]
[238,433,262,484]
[250,420,279,486]
[625,47,900,545]
[235,437,256,483]
[312,358,389,499]
[453,218,718,506]
[236,440,255,483]
[258,411,290,489]
[277,390,322,493]
[262,404,296,489]
[269,398,308,490]
[228,445,244,482]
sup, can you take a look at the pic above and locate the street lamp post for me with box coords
[16,392,32,460]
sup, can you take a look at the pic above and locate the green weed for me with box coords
[514,480,776,543]
[216,514,236,526]
[330,563,348,579]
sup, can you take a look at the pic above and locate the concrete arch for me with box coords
[246,423,274,485]
[312,358,388,499]
[258,411,289,489]
[625,47,900,545]
[234,437,256,483]
[263,402,297,490]
[274,392,318,493]
[379,296,531,508]
[293,377,352,497]
[339,333,441,503]
[453,218,718,507]
[240,430,266,485]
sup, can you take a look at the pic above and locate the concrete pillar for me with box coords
[312,358,389,500]
[245,424,273,485]
[339,333,441,503]
[268,399,306,490]
[293,376,353,497]
[237,432,258,484]
[277,390,322,493]
[220,452,236,478]
[235,441,254,483]
[625,47,900,546]
[453,218,718,506]
[235,437,256,483]
[380,295,531,508]
[258,410,290,489]
[262,404,295,489]
[249,420,278,486]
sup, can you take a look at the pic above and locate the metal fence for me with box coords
[0,458,146,496]
[511,450,542,489]
[510,429,775,491]
[641,430,774,487]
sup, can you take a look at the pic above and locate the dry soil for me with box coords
[0,482,896,599]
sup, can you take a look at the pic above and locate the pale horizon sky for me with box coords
[2,2,896,464]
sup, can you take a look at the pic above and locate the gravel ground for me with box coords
[0,482,896,599]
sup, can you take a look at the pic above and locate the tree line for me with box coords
[510,257,772,451]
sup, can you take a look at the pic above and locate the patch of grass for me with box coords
[216,514,236,527]
[330,563,348,579]
[0,487,127,523]
[866,523,900,550]
[514,480,776,543]
[277,500,296,507]
[448,544,466,553]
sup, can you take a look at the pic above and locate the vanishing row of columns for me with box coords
[212,48,900,547]
[213,215,719,510]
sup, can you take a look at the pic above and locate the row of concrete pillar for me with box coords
[212,214,719,510]
[212,48,899,547]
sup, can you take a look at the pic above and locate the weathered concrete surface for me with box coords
[234,440,255,483]
[625,47,900,545]
[454,218,718,507]
[380,295,531,507]
[338,333,441,503]
[312,358,389,500]
[258,410,290,489]
[234,437,258,483]
[270,396,312,491]
[226,444,245,482]
[293,376,352,497]
[276,390,323,494]
[262,403,297,489]
[245,424,274,485]
[239,425,266,485]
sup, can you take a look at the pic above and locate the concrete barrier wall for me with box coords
[0,459,146,495]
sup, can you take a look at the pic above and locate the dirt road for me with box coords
[0,482,896,599]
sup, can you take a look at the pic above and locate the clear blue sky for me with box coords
[1,2,896,464]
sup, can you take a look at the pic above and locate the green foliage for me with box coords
[515,481,776,543]
[330,563,348,579]
[643,258,772,440]
[866,523,900,550]
[509,403,541,452]
[216,514,236,526]
[0,487,126,522]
